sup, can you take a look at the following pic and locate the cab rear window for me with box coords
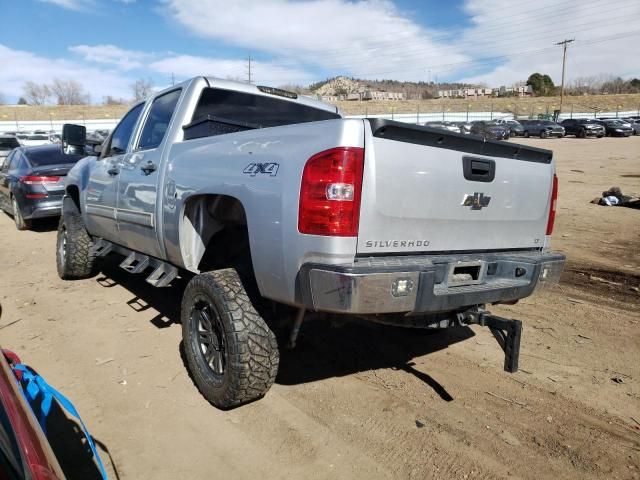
[184,88,340,140]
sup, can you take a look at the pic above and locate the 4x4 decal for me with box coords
[243,162,279,177]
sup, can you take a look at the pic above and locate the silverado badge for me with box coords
[462,192,491,210]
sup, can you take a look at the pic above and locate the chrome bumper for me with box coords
[297,251,565,314]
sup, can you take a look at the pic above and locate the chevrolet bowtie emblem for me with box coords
[462,192,491,210]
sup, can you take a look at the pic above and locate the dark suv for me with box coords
[470,121,510,140]
[560,119,605,138]
[519,120,565,138]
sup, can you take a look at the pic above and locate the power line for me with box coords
[556,39,575,113]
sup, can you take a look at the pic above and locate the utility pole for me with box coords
[246,54,252,84]
[556,38,574,114]
[171,72,175,86]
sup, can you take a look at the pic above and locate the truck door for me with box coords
[115,89,181,258]
[84,103,144,242]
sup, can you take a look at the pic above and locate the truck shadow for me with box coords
[95,257,472,401]
[275,319,473,401]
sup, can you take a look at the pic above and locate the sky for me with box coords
[1,0,639,103]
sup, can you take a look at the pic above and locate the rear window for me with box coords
[27,135,48,140]
[26,148,83,167]
[0,138,20,150]
[186,88,340,140]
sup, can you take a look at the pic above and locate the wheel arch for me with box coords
[179,193,249,273]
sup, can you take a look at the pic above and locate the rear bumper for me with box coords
[22,199,62,219]
[297,251,565,314]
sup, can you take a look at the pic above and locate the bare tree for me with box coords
[22,81,51,105]
[103,95,128,105]
[50,79,89,105]
[131,78,154,102]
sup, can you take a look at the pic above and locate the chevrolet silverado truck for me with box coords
[56,77,565,409]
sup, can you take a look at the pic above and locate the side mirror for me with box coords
[93,144,103,156]
[62,123,86,147]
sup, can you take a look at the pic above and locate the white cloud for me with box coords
[36,0,94,10]
[456,0,640,85]
[161,0,469,81]
[0,44,133,102]
[149,54,315,85]
[70,44,149,70]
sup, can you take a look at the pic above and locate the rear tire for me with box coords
[181,269,279,409]
[540,130,547,139]
[523,130,529,138]
[12,197,31,231]
[56,205,96,279]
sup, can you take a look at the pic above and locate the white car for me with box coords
[20,134,52,147]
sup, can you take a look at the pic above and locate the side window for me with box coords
[1,152,12,171]
[8,151,21,170]
[105,103,144,158]
[137,89,181,150]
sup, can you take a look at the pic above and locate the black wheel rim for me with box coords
[191,296,226,378]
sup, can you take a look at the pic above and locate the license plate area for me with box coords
[446,260,486,287]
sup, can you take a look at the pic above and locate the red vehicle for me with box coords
[0,347,66,479]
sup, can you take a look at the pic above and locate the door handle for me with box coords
[107,167,119,176]
[140,161,157,175]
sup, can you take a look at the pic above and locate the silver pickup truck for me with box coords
[57,77,565,408]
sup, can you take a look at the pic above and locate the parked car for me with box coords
[0,134,21,168]
[0,144,86,230]
[20,134,51,147]
[505,120,524,137]
[595,119,633,137]
[423,121,459,133]
[470,121,510,140]
[622,118,640,135]
[455,121,472,134]
[56,77,564,409]
[560,119,605,138]
[519,120,564,138]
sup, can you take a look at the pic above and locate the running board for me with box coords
[91,238,179,288]
[146,263,178,288]
[119,252,150,274]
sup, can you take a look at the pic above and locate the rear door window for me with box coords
[137,89,182,150]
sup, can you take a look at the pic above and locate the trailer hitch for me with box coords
[465,310,522,373]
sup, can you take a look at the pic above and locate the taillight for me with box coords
[546,174,558,235]
[298,147,364,236]
[19,176,60,185]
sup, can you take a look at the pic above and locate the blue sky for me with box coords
[1,0,639,103]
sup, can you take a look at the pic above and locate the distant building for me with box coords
[437,85,532,98]
[319,89,406,102]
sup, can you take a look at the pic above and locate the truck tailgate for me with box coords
[357,119,555,254]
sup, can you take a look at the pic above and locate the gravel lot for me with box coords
[0,136,639,479]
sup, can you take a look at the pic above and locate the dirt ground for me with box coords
[0,136,639,480]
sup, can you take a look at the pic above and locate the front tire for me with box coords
[12,197,31,231]
[523,130,529,138]
[56,206,96,279]
[181,269,279,409]
[577,128,586,138]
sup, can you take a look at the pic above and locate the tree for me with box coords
[50,79,89,105]
[526,73,556,96]
[22,81,51,105]
[103,95,128,105]
[17,97,28,105]
[131,78,154,102]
